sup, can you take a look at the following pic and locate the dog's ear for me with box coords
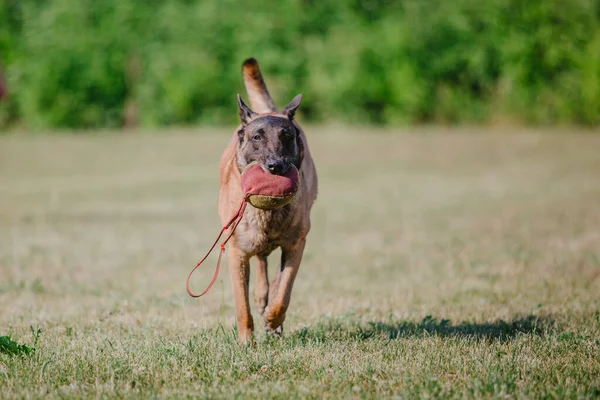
[237,94,257,125]
[281,94,302,121]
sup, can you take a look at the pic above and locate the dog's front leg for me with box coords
[253,255,269,316]
[227,245,254,344]
[264,238,306,333]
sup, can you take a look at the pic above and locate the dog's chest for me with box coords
[236,206,301,255]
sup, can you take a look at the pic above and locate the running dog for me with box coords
[217,58,318,343]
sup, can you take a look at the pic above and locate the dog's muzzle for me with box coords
[264,158,291,175]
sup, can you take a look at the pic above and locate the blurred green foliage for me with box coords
[0,0,599,129]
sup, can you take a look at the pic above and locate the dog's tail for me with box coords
[242,58,277,113]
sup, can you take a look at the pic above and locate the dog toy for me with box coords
[241,162,299,210]
[186,162,299,297]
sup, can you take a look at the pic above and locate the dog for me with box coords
[218,58,318,344]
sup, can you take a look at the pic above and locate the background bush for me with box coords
[0,0,599,129]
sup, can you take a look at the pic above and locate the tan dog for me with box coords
[218,58,318,343]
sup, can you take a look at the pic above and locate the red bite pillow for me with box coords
[185,162,299,298]
[240,163,299,210]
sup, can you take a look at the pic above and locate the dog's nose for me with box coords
[266,159,289,175]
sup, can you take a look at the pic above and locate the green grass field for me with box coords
[1,128,599,398]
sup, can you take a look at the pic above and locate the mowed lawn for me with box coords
[0,128,599,399]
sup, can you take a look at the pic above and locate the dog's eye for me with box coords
[250,128,265,142]
[252,131,263,141]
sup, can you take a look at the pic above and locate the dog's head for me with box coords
[235,94,304,175]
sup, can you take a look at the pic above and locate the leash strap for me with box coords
[186,200,247,297]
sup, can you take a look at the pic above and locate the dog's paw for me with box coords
[263,304,286,327]
[237,328,255,346]
[264,322,283,337]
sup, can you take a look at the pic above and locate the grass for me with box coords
[0,127,599,398]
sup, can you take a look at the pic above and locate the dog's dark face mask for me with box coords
[236,94,304,175]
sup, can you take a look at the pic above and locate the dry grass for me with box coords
[1,127,599,398]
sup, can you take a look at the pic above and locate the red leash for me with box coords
[186,200,247,297]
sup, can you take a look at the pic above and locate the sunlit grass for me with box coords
[1,127,599,398]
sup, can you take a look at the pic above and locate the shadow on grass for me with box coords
[291,315,554,343]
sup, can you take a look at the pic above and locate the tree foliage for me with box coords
[0,0,598,129]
